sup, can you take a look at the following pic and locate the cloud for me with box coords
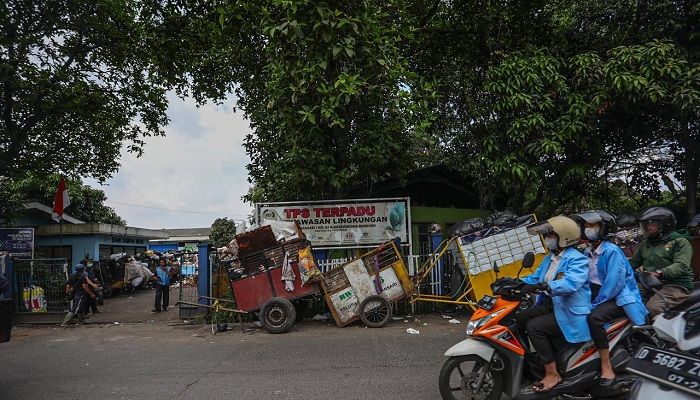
[84,92,253,229]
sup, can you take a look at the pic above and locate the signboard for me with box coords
[256,198,411,249]
[0,228,34,258]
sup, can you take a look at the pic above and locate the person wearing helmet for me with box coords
[630,207,693,317]
[515,215,591,393]
[571,210,648,384]
[61,264,96,327]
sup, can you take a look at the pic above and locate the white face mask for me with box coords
[545,237,559,251]
[584,227,600,241]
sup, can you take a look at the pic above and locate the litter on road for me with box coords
[448,319,461,324]
[406,328,420,335]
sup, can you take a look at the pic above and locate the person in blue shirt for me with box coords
[571,210,648,385]
[153,258,175,312]
[515,215,591,393]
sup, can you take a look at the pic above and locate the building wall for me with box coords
[149,243,178,253]
[36,234,150,270]
[410,206,487,256]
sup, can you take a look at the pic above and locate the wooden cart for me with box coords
[319,240,414,328]
[229,234,320,334]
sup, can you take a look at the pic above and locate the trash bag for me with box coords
[506,215,536,229]
[616,213,638,229]
[484,211,518,228]
[447,218,485,238]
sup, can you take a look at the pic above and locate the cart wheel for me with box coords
[360,295,392,328]
[260,297,296,334]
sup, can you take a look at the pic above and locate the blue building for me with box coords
[148,228,211,253]
[11,201,168,267]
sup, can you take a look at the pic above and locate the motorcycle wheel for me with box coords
[439,355,503,400]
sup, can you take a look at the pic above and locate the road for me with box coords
[0,314,464,400]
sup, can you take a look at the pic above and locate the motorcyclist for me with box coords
[515,215,591,393]
[630,207,694,317]
[571,210,647,385]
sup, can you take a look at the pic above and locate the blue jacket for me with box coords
[156,266,173,286]
[587,241,648,325]
[522,247,592,343]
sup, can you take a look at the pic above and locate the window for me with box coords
[34,245,72,266]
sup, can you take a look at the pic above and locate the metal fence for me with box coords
[316,255,447,296]
[178,254,199,319]
[13,258,68,314]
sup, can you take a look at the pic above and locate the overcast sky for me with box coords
[84,93,253,229]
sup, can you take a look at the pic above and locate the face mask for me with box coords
[584,227,600,241]
[545,237,559,251]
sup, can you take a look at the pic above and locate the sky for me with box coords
[84,93,253,229]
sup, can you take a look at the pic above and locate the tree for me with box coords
[0,1,170,183]
[480,40,699,217]
[5,174,126,225]
[404,0,699,213]
[143,1,436,203]
[209,217,236,248]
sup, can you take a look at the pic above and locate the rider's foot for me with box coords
[533,374,562,393]
[600,370,616,380]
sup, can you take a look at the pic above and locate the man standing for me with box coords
[61,264,96,326]
[153,258,174,312]
[630,207,694,317]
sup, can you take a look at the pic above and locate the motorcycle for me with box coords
[625,273,700,399]
[439,252,646,400]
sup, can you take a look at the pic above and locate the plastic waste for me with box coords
[448,319,461,324]
[406,328,420,335]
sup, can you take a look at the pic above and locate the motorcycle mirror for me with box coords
[493,261,500,278]
[516,251,535,278]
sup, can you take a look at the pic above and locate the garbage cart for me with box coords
[319,240,414,328]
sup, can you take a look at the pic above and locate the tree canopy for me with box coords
[209,217,236,248]
[1,0,698,222]
[2,174,125,225]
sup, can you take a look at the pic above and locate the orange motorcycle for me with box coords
[439,253,649,400]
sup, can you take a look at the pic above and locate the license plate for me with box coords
[477,295,497,311]
[627,346,700,395]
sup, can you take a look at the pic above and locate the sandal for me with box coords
[533,376,562,393]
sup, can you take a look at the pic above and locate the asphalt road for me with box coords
[0,315,464,400]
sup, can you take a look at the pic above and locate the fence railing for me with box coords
[316,258,348,273]
[315,255,445,296]
[13,258,68,314]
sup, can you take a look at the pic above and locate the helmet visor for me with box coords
[527,221,554,236]
[571,211,602,225]
[639,219,662,235]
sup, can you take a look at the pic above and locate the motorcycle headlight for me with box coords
[466,309,505,335]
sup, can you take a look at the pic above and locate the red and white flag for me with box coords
[52,176,71,222]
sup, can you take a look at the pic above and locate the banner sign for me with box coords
[256,198,410,249]
[0,228,35,258]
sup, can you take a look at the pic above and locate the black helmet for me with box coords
[638,206,676,237]
[570,210,617,239]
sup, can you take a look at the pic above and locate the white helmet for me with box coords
[527,215,580,248]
